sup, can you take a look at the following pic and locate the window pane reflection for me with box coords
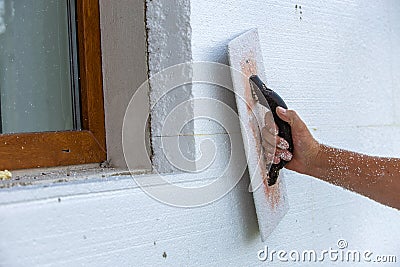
[0,0,79,134]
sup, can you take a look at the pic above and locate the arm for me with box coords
[311,144,400,209]
[266,107,400,210]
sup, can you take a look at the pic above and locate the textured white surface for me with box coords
[146,0,195,173]
[188,0,400,262]
[228,29,289,241]
[0,172,399,266]
[1,0,400,266]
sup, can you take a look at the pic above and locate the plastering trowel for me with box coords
[228,29,291,241]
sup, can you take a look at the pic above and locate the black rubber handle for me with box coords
[249,75,294,186]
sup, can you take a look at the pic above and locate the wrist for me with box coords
[304,140,324,177]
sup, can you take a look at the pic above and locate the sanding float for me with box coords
[228,29,291,241]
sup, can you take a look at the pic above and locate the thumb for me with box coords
[276,107,302,128]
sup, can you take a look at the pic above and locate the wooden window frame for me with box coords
[0,0,106,170]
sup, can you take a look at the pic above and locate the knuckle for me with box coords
[288,110,297,118]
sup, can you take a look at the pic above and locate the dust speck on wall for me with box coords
[295,4,303,20]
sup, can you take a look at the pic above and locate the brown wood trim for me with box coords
[0,131,105,170]
[77,0,106,151]
[0,0,106,170]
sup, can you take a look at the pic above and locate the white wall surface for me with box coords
[188,0,400,264]
[100,0,151,170]
[1,0,400,266]
[0,172,399,266]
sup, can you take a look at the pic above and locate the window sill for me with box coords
[0,165,224,205]
[0,164,146,204]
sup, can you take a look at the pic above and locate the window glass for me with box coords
[0,0,79,134]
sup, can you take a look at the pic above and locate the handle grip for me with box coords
[249,75,293,186]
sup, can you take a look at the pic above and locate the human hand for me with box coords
[261,110,292,165]
[262,107,320,174]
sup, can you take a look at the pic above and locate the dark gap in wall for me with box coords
[143,0,155,166]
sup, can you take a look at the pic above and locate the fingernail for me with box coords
[280,151,293,161]
[277,107,287,114]
[277,138,289,150]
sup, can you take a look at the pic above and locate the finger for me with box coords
[264,110,273,124]
[262,137,275,158]
[262,127,277,147]
[265,152,275,164]
[276,107,300,128]
[273,156,281,164]
[276,148,293,161]
[262,128,289,149]
[263,112,278,136]
[276,137,289,150]
[264,134,289,151]
[264,110,275,127]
